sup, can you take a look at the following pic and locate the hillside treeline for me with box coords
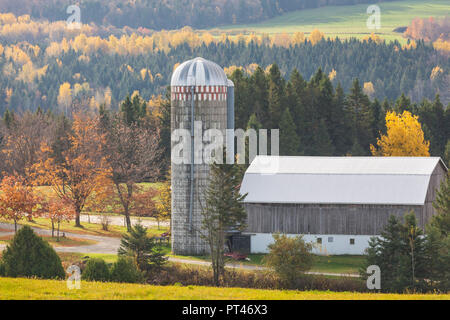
[0,0,402,30]
[229,65,450,160]
[0,34,448,115]
[1,66,449,182]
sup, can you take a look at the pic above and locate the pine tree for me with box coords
[268,64,285,128]
[118,223,167,273]
[279,107,299,155]
[120,95,135,125]
[332,82,351,155]
[346,79,375,153]
[249,66,269,128]
[312,119,334,156]
[201,161,247,286]
[362,213,429,293]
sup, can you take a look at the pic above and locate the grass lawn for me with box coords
[0,217,168,238]
[0,277,448,300]
[0,234,98,247]
[214,0,449,43]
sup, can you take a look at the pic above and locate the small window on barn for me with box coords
[328,237,334,243]
[317,237,322,244]
[350,238,355,245]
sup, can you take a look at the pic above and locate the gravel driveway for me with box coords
[0,222,120,254]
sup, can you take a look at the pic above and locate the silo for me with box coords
[170,57,231,255]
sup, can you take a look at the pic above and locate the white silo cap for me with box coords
[171,57,229,87]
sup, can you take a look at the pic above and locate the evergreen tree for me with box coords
[394,93,412,113]
[118,223,167,273]
[249,66,269,128]
[312,119,335,156]
[201,161,247,285]
[362,213,429,293]
[120,95,135,125]
[268,64,285,128]
[279,107,300,155]
[345,79,374,154]
[0,226,65,279]
[331,82,351,155]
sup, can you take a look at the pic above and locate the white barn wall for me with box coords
[248,233,374,255]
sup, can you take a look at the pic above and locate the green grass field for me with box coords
[0,277,447,300]
[215,0,449,43]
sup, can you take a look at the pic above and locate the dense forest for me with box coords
[0,32,448,115]
[0,0,401,30]
[1,65,449,185]
[229,65,449,160]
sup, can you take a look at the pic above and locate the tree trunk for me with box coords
[51,220,54,238]
[75,206,82,227]
[125,212,131,232]
[14,218,17,232]
[57,220,61,242]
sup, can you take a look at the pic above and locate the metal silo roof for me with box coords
[240,156,447,205]
[171,57,229,87]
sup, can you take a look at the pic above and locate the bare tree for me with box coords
[0,110,54,180]
[101,115,160,231]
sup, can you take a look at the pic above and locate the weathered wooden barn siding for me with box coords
[423,162,447,224]
[245,203,424,235]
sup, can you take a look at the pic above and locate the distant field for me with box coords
[216,0,449,43]
[0,277,448,300]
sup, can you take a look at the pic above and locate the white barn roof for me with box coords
[240,156,446,206]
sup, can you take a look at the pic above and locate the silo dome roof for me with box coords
[171,57,229,87]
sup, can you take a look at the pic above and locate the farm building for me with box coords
[239,156,448,255]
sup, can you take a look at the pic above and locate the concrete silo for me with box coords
[170,57,234,255]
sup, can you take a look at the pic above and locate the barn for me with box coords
[239,156,448,255]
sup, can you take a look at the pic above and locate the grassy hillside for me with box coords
[217,0,449,43]
[0,277,448,300]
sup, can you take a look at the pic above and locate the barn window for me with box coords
[350,238,355,245]
[316,237,322,244]
[328,237,334,243]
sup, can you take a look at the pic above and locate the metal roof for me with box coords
[171,57,229,87]
[240,156,446,205]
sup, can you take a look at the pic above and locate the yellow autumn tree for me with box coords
[309,29,324,45]
[57,82,72,114]
[370,111,430,156]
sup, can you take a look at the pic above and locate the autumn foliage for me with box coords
[0,175,41,231]
[371,111,430,157]
[33,113,112,227]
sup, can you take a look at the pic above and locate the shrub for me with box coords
[148,263,366,292]
[263,234,314,288]
[0,261,5,276]
[0,226,65,279]
[118,223,167,273]
[110,257,143,283]
[81,258,110,282]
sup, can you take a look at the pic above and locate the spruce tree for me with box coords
[346,79,375,153]
[268,64,285,128]
[201,161,247,285]
[279,107,299,155]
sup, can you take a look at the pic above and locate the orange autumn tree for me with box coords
[44,197,75,240]
[370,111,430,156]
[133,187,159,227]
[34,113,111,227]
[0,176,41,231]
